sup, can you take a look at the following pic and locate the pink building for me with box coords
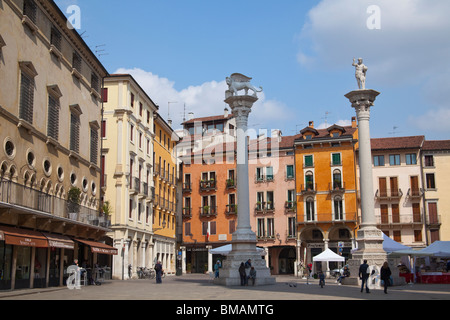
[248,131,299,275]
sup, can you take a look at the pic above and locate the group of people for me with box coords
[359,260,392,294]
[239,259,256,286]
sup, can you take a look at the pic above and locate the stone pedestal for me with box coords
[345,89,387,289]
[215,89,275,286]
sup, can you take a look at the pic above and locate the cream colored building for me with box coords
[102,74,161,279]
[421,140,450,243]
[0,0,111,290]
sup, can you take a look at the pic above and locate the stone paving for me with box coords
[0,273,449,301]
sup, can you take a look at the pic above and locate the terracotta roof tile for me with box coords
[370,136,424,150]
[423,140,450,151]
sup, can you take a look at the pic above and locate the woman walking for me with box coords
[380,262,392,294]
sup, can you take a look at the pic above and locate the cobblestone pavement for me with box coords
[1,274,449,301]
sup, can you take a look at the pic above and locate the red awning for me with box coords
[0,225,48,248]
[75,239,118,255]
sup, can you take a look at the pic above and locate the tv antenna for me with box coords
[389,126,401,136]
[322,111,331,127]
[95,44,108,57]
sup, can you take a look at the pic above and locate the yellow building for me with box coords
[152,114,180,274]
[421,140,450,243]
[102,74,159,279]
[0,0,110,290]
[294,119,358,271]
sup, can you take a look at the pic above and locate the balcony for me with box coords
[129,177,140,194]
[284,201,296,213]
[182,182,192,193]
[254,202,275,215]
[254,175,274,183]
[376,213,423,226]
[200,206,217,217]
[329,182,346,194]
[300,183,317,195]
[375,188,403,200]
[182,207,192,218]
[0,180,110,228]
[407,188,423,199]
[297,212,358,225]
[199,180,216,192]
[226,178,236,189]
[226,204,237,215]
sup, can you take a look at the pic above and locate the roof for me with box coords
[370,136,424,150]
[249,134,301,152]
[422,140,450,151]
[294,126,357,144]
[182,114,232,125]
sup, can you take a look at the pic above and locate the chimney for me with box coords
[168,119,172,127]
[351,116,357,128]
[224,107,229,118]
[309,121,314,128]
[188,112,194,121]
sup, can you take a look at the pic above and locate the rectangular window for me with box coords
[19,72,34,124]
[286,165,294,179]
[50,26,62,51]
[373,155,385,166]
[91,73,99,93]
[185,222,191,236]
[426,173,436,189]
[266,167,274,181]
[267,218,274,238]
[229,220,236,234]
[288,217,296,238]
[101,120,106,138]
[23,0,37,23]
[389,154,400,166]
[406,153,417,165]
[304,155,313,167]
[257,219,265,238]
[331,153,341,165]
[47,95,60,140]
[72,51,82,72]
[90,128,98,164]
[424,155,434,167]
[70,113,80,153]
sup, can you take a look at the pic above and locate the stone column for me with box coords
[345,89,386,288]
[215,75,275,286]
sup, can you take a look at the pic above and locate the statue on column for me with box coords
[226,73,263,97]
[352,58,368,90]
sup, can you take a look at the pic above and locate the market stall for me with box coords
[312,248,345,278]
[414,241,450,284]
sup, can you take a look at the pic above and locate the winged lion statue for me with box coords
[226,73,263,97]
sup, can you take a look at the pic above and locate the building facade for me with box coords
[294,120,359,272]
[367,136,426,248]
[421,140,450,243]
[248,131,297,275]
[102,74,158,279]
[152,113,180,275]
[0,0,112,290]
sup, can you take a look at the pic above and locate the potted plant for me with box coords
[203,205,210,214]
[67,187,81,220]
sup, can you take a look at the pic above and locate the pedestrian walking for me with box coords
[155,261,163,284]
[380,261,392,294]
[359,260,370,293]
[239,262,246,286]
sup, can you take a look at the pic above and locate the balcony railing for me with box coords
[226,178,236,189]
[300,183,317,194]
[255,175,274,183]
[199,180,216,192]
[284,201,296,212]
[200,206,217,217]
[375,188,403,200]
[376,214,423,225]
[297,212,358,224]
[0,180,110,228]
[182,182,192,193]
[182,207,192,218]
[255,202,275,214]
[407,188,423,198]
[328,182,346,193]
[226,204,237,215]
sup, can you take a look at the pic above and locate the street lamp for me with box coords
[153,220,166,232]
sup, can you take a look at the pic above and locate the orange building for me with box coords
[181,142,237,273]
[294,119,359,272]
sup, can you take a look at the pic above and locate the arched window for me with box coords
[305,197,315,221]
[333,169,342,189]
[333,195,343,220]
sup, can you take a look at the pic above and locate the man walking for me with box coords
[359,260,370,293]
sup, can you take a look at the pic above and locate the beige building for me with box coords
[0,0,111,290]
[421,140,450,243]
[102,74,160,279]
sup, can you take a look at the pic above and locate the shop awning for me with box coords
[75,239,118,255]
[0,225,48,247]
[42,233,74,249]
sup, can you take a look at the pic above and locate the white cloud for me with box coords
[114,68,291,131]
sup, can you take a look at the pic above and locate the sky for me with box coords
[55,0,450,141]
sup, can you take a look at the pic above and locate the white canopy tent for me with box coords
[209,244,267,256]
[312,249,345,277]
[416,241,450,257]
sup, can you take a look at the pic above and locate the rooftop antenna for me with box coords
[168,101,178,121]
[389,126,401,137]
[95,44,108,57]
[322,111,331,127]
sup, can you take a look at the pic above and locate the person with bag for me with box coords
[380,261,392,294]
